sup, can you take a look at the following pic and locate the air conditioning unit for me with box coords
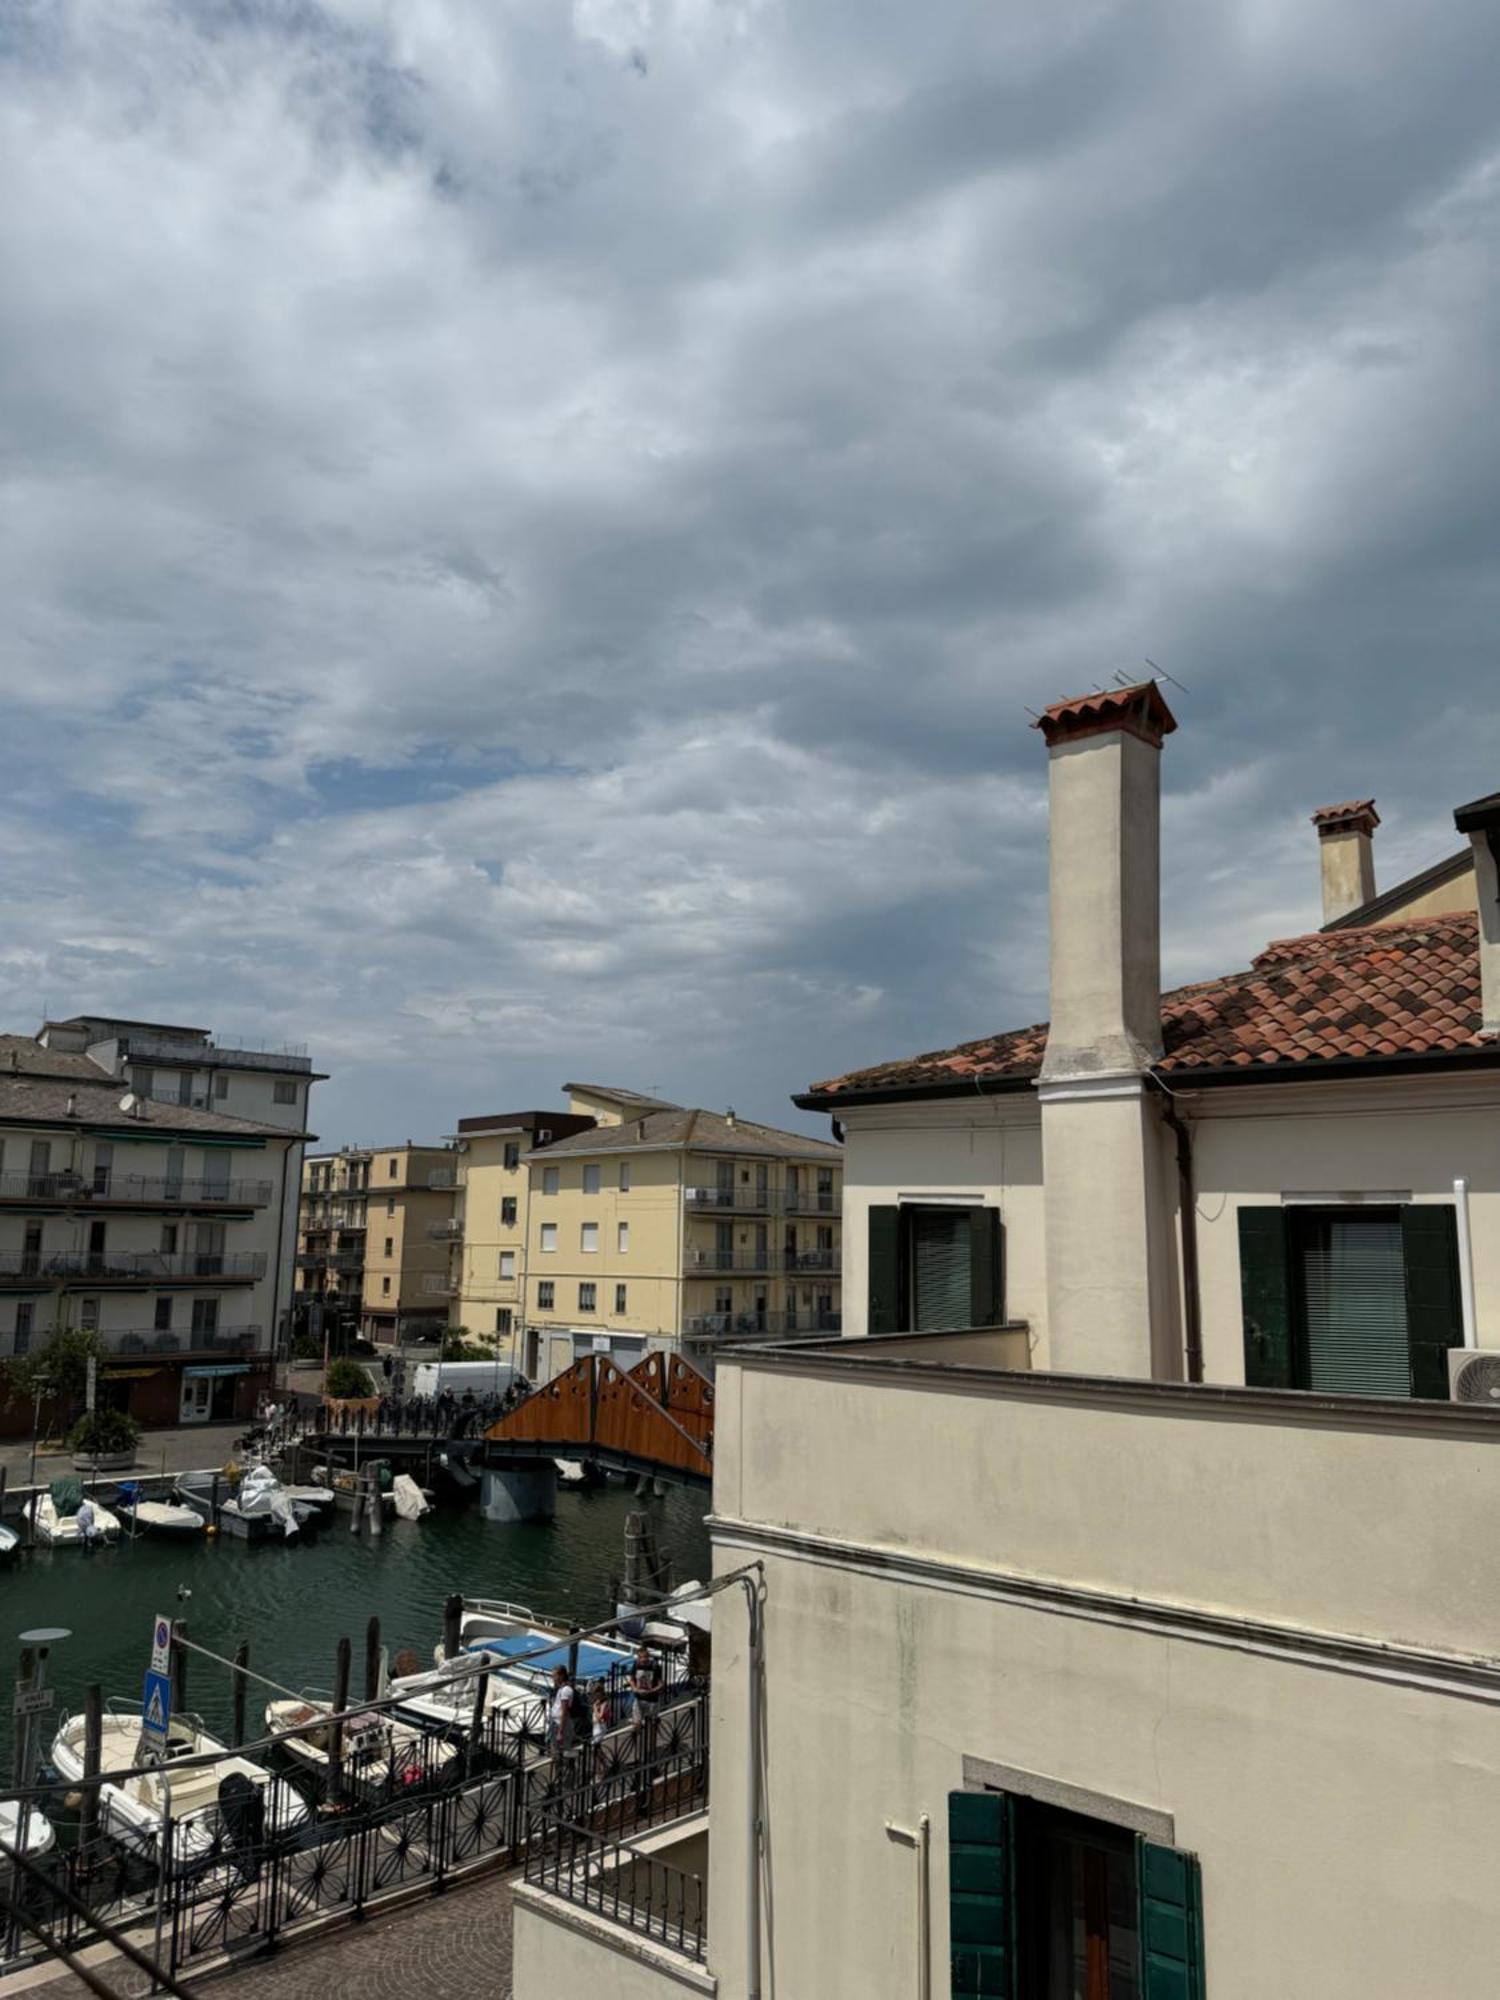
[1448,1349,1500,1405]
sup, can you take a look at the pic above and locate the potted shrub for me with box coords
[68,1406,141,1472]
[325,1356,375,1400]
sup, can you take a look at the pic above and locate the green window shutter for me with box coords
[868,1205,903,1335]
[1237,1207,1292,1387]
[969,1208,1003,1327]
[1402,1205,1464,1400]
[1138,1837,1206,1999]
[949,1790,1013,1998]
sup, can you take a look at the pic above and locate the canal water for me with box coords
[0,1484,710,1767]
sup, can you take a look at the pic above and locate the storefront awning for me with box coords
[103,1366,161,1380]
[182,1363,251,1378]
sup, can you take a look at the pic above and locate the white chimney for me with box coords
[1035,681,1179,1380]
[1454,792,1500,1037]
[1312,799,1379,924]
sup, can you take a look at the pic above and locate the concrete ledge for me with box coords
[513,1882,715,1996]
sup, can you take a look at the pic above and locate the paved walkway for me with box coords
[18,1870,515,2000]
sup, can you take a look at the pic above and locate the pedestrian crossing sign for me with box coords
[142,1668,172,1743]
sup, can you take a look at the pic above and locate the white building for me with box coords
[512,685,1500,2000]
[0,1014,317,1429]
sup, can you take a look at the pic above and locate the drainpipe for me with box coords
[1150,1080,1203,1384]
[1454,1177,1478,1349]
[735,1568,765,2000]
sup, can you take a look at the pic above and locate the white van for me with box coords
[409,1360,525,1402]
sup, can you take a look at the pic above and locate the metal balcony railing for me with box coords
[0,1170,273,1207]
[783,1186,841,1215]
[108,1324,265,1357]
[684,1310,842,1339]
[426,1169,458,1190]
[785,1248,840,1272]
[427,1219,463,1241]
[683,1185,776,1212]
[685,1249,775,1274]
[296,1249,363,1272]
[421,1273,460,1295]
[0,1250,266,1284]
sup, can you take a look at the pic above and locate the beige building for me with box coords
[449,1105,595,1356]
[298,1142,456,1344]
[0,1012,315,1431]
[519,1085,842,1380]
[513,688,1500,2000]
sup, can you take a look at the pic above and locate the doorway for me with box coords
[179,1374,212,1423]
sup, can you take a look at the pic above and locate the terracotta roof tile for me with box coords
[808,913,1488,1099]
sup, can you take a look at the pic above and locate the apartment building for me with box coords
[0,1014,316,1431]
[298,1143,457,1344]
[449,1107,595,1352]
[522,1085,843,1380]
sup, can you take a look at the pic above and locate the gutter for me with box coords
[1147,1077,1203,1383]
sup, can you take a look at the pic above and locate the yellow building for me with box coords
[298,1142,456,1345]
[520,1085,843,1380]
[449,1105,596,1355]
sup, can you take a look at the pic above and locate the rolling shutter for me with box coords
[867,1205,902,1335]
[913,1209,972,1332]
[1300,1213,1410,1397]
[949,1790,1014,1998]
[1237,1208,1291,1387]
[1402,1205,1464,1400]
[969,1209,1004,1327]
[1137,1837,1205,1999]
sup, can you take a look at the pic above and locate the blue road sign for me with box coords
[142,1668,173,1744]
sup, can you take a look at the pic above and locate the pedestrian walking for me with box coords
[547,1664,579,1780]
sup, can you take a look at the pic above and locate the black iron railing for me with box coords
[0,1250,266,1284]
[0,1171,273,1207]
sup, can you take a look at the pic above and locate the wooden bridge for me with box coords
[483,1351,714,1484]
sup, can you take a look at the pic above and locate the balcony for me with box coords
[785,1248,840,1273]
[684,1310,842,1339]
[422,1273,460,1296]
[685,1249,775,1275]
[296,1249,363,1273]
[784,1185,841,1216]
[105,1324,264,1359]
[427,1218,463,1242]
[426,1169,458,1191]
[684,1185,777,1213]
[0,1251,267,1286]
[0,1170,273,1208]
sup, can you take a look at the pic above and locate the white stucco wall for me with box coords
[705,1356,1500,2000]
[512,1886,715,2000]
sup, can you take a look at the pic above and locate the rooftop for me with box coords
[0,1071,311,1139]
[563,1083,684,1113]
[536,1105,843,1161]
[804,911,1495,1103]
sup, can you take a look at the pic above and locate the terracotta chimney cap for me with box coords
[1034,680,1177,750]
[1311,799,1379,838]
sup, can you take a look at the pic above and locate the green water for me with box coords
[0,1485,709,1767]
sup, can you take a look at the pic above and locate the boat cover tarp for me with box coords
[467,1634,629,1678]
[391,1474,429,1521]
[49,1478,83,1517]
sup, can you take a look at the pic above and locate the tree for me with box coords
[1,1325,106,1431]
[325,1355,375,1399]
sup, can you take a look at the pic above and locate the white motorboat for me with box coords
[117,1489,204,1538]
[265,1697,458,1796]
[0,1800,55,1861]
[281,1483,337,1516]
[30,1489,120,1547]
[176,1466,312,1541]
[0,1521,18,1560]
[51,1706,308,1869]
[390,1651,546,1742]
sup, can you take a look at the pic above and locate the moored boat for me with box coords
[30,1483,120,1547]
[0,1521,18,1561]
[0,1800,54,1861]
[116,1483,204,1538]
[175,1466,313,1541]
[264,1696,457,1797]
[50,1705,308,1868]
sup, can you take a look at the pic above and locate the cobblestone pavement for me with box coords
[20,1870,515,2000]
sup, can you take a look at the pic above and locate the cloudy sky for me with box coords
[3,0,1498,1147]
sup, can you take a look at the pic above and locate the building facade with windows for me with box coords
[0,1016,315,1431]
[450,1107,596,1356]
[297,1144,457,1344]
[513,685,1500,2000]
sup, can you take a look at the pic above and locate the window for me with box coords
[78,1297,101,1332]
[542,1166,560,1196]
[582,1164,601,1194]
[191,1298,219,1335]
[389,1159,399,1178]
[501,1197,518,1226]
[387,1196,396,1217]
[619,1162,631,1192]
[540,1223,558,1253]
[27,1139,50,1193]
[580,1222,599,1254]
[134,1065,154,1098]
[160,1224,178,1254]
[382,1276,391,1296]
[500,1251,516,1279]
[614,1283,628,1314]
[214,1072,229,1099]
[578,1282,597,1313]
[87,1219,107,1263]
[503,1142,520,1171]
[1238,1203,1462,1399]
[177,1071,194,1105]
[537,1280,555,1310]
[948,1790,1205,1998]
[617,1221,629,1254]
[92,1143,112,1195]
[714,1287,733,1315]
[867,1205,1002,1334]
[154,1297,173,1331]
[14,1302,33,1355]
[384,1237,394,1258]
[274,1079,298,1104]
[496,1308,512,1336]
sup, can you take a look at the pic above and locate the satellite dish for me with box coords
[118,1092,138,1113]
